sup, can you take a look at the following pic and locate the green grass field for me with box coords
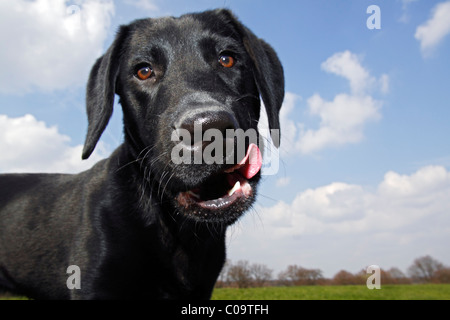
[1,284,449,300]
[212,284,450,300]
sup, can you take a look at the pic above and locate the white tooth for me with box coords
[187,191,200,198]
[228,181,241,196]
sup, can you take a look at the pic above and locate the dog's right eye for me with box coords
[218,55,235,68]
[136,65,153,80]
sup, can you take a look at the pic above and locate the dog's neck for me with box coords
[95,144,227,298]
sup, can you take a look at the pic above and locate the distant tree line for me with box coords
[215,255,450,288]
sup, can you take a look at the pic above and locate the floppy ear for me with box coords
[218,10,285,147]
[82,26,129,160]
[244,35,284,147]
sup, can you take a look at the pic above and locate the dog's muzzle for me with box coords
[177,143,262,211]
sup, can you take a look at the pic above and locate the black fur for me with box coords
[0,9,284,299]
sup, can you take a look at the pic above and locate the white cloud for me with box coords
[252,165,450,236]
[292,182,367,223]
[276,176,291,187]
[415,1,450,56]
[399,0,418,23]
[297,93,381,154]
[321,51,373,95]
[279,51,386,155]
[228,165,450,276]
[262,166,450,236]
[0,0,115,94]
[124,0,159,12]
[0,114,109,173]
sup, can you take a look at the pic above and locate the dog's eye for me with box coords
[136,65,153,80]
[218,55,235,68]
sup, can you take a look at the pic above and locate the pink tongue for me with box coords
[238,144,262,179]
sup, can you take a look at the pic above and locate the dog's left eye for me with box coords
[218,55,235,68]
[136,65,153,80]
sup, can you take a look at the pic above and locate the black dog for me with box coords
[0,9,284,299]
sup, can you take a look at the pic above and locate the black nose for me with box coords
[176,110,238,163]
[179,110,238,145]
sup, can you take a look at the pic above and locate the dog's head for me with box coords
[82,9,284,225]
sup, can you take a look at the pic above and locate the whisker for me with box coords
[234,94,259,102]
[115,145,156,173]
[160,171,176,203]
[139,145,157,171]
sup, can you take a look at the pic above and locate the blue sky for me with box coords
[1,0,450,279]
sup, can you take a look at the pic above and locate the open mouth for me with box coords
[177,144,262,212]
